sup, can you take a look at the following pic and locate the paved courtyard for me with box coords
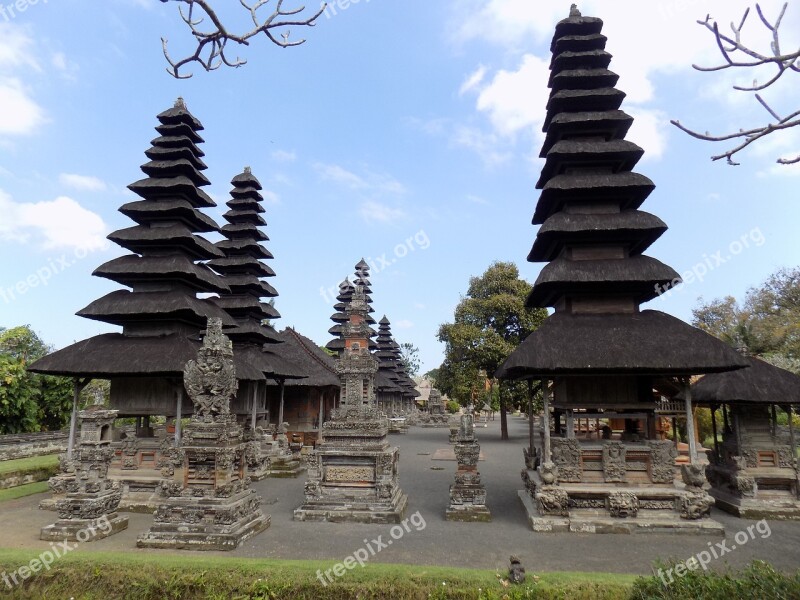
[3,415,800,575]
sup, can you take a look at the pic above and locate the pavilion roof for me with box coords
[691,356,800,405]
[496,310,748,379]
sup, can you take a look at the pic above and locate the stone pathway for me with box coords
[2,415,800,575]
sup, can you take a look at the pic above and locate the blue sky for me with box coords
[1,0,799,373]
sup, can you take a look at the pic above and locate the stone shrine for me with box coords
[40,407,128,541]
[446,414,491,521]
[420,389,449,428]
[294,284,407,523]
[137,318,269,550]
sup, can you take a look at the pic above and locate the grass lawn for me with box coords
[0,481,49,503]
[0,454,59,476]
[0,549,638,599]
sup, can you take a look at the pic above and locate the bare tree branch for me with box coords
[673,3,799,165]
[160,0,326,79]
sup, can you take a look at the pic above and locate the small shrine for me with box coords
[446,414,491,522]
[137,319,270,550]
[40,407,128,541]
[497,6,747,534]
[693,354,800,519]
[420,389,449,428]
[294,284,407,523]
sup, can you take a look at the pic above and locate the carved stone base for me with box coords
[446,504,492,522]
[267,453,305,478]
[40,513,128,542]
[294,492,408,524]
[137,489,269,551]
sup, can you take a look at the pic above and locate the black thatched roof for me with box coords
[529,210,667,261]
[108,223,223,260]
[326,263,378,355]
[691,356,800,405]
[276,328,339,388]
[496,310,748,379]
[28,333,264,381]
[78,290,236,328]
[93,255,229,293]
[119,199,219,232]
[209,167,282,346]
[527,256,679,307]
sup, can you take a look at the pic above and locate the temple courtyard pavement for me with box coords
[2,416,799,575]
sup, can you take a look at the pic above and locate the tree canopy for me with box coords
[437,262,547,437]
[692,266,800,373]
[399,342,421,377]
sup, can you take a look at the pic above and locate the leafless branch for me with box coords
[160,0,326,79]
[673,3,799,165]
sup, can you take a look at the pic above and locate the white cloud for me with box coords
[271,149,296,162]
[0,25,45,137]
[459,65,487,96]
[626,108,670,162]
[59,173,108,192]
[413,302,426,310]
[451,125,512,167]
[475,54,550,138]
[0,78,45,135]
[467,194,489,205]
[0,189,109,251]
[261,190,280,204]
[314,162,368,189]
[315,162,406,195]
[359,200,406,224]
[393,319,414,330]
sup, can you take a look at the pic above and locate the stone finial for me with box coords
[569,4,581,17]
[244,166,252,174]
[184,318,238,419]
[175,96,186,109]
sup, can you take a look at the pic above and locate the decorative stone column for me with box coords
[446,414,491,521]
[40,407,128,541]
[137,318,270,550]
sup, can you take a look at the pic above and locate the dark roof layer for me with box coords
[496,310,748,379]
[692,356,800,405]
[28,333,264,381]
[274,328,340,388]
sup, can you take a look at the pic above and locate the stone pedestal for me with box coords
[137,417,269,550]
[447,415,490,521]
[40,407,128,541]
[294,406,407,523]
[267,423,304,477]
[137,318,269,550]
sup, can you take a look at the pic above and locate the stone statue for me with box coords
[183,318,238,419]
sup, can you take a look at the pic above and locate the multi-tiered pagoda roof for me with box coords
[207,168,302,379]
[497,10,746,379]
[326,261,377,354]
[31,99,262,381]
[375,317,402,395]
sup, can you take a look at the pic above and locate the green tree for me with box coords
[437,262,547,440]
[399,342,421,376]
[692,267,800,373]
[0,326,76,434]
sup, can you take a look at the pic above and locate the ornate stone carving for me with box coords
[607,491,639,518]
[447,414,490,521]
[648,440,678,483]
[777,446,795,469]
[551,439,581,482]
[680,489,714,520]
[602,442,627,482]
[733,473,757,497]
[681,463,707,489]
[536,487,569,517]
[183,318,238,420]
[538,461,559,485]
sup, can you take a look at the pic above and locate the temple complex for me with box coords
[294,284,407,523]
[692,354,800,519]
[497,7,747,534]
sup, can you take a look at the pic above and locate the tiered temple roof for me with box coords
[207,168,302,379]
[30,99,263,381]
[326,261,377,354]
[375,317,403,395]
[497,11,746,380]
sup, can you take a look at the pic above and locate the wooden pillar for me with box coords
[250,382,258,431]
[682,378,698,464]
[672,416,678,446]
[710,404,720,462]
[277,379,286,426]
[527,380,534,459]
[174,387,183,446]
[67,379,81,460]
[542,379,551,464]
[722,403,730,433]
[787,404,796,470]
[771,404,778,437]
[566,409,575,439]
[318,391,325,444]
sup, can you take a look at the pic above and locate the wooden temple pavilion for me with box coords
[692,354,800,519]
[496,7,748,534]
